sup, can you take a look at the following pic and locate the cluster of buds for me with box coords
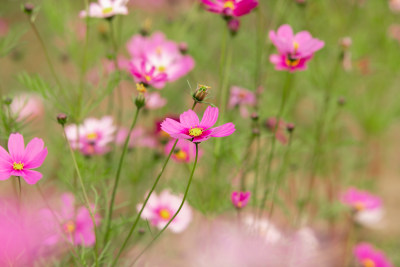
[192,84,211,104]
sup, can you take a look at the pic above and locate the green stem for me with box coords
[131,143,199,265]
[104,106,141,244]
[251,133,261,207]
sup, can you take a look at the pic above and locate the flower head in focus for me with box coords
[161,106,235,143]
[269,24,324,72]
[201,0,259,18]
[354,243,394,267]
[0,133,47,184]
[79,0,129,18]
[165,139,203,163]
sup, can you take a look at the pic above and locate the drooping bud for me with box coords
[338,96,346,106]
[228,19,240,36]
[57,113,68,126]
[192,84,211,103]
[178,42,188,54]
[286,123,295,133]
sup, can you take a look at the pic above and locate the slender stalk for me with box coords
[130,143,199,266]
[251,133,261,207]
[104,106,141,244]
[62,126,99,266]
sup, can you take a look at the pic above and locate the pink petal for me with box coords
[0,146,12,170]
[21,169,42,184]
[8,133,25,162]
[161,118,187,136]
[179,110,200,128]
[200,106,219,129]
[210,123,236,137]
[62,193,75,219]
[0,170,11,180]
[23,138,47,169]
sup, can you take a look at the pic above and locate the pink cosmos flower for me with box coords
[231,191,250,208]
[137,189,192,233]
[79,0,129,18]
[0,133,47,185]
[65,116,116,156]
[266,117,289,145]
[201,0,259,17]
[165,139,203,163]
[161,106,235,143]
[354,243,394,267]
[269,24,324,72]
[228,86,256,118]
[41,193,100,247]
[126,32,195,89]
[145,92,167,109]
[10,93,44,122]
[116,126,157,149]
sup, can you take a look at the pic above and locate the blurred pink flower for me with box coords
[0,18,8,37]
[354,243,394,267]
[269,24,324,72]
[0,133,47,184]
[161,106,235,143]
[389,0,400,12]
[79,0,129,18]
[165,139,203,163]
[65,116,116,156]
[41,193,100,247]
[116,126,157,149]
[10,93,44,122]
[137,189,192,233]
[126,32,195,89]
[228,86,256,118]
[231,191,250,208]
[145,92,167,109]
[266,117,289,145]
[201,0,259,17]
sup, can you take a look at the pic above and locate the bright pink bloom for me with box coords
[127,32,195,89]
[41,193,100,247]
[116,126,157,149]
[79,0,129,18]
[165,139,203,163]
[0,133,47,184]
[228,86,256,118]
[145,92,167,109]
[266,117,288,145]
[201,0,259,17]
[10,93,44,122]
[231,191,250,208]
[137,189,192,233]
[354,243,394,267]
[269,24,324,72]
[161,106,235,143]
[65,116,116,156]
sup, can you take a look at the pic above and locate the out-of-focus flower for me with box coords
[65,116,116,156]
[201,0,259,18]
[137,189,192,233]
[228,19,240,35]
[354,243,394,267]
[269,24,324,72]
[126,32,195,89]
[243,216,284,244]
[389,0,400,12]
[231,191,250,208]
[266,117,289,145]
[341,187,384,228]
[161,106,235,143]
[0,18,9,37]
[116,126,157,149]
[41,193,100,247]
[228,86,256,118]
[154,116,179,144]
[165,139,203,163]
[10,93,44,122]
[0,133,47,184]
[339,37,352,72]
[388,24,400,44]
[79,0,129,18]
[145,92,167,109]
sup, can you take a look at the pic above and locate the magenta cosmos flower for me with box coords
[269,24,324,72]
[228,86,256,118]
[201,0,259,17]
[65,116,116,156]
[161,106,235,143]
[231,191,250,209]
[126,32,195,89]
[41,193,100,247]
[165,139,203,163]
[79,0,129,18]
[137,189,192,233]
[0,133,47,185]
[354,243,394,267]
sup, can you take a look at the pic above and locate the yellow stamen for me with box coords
[145,75,152,82]
[293,41,299,51]
[223,0,235,9]
[237,201,242,208]
[63,220,76,234]
[13,162,24,171]
[174,150,187,161]
[354,201,365,211]
[285,57,300,67]
[159,209,171,220]
[136,83,147,93]
[189,127,203,137]
[362,259,376,267]
[102,7,113,14]
[86,132,98,140]
[157,66,166,72]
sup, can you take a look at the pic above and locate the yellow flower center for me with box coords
[189,127,203,137]
[285,57,300,67]
[354,201,365,211]
[86,132,98,140]
[136,83,147,93]
[102,7,113,14]
[174,149,187,161]
[237,201,242,208]
[63,220,76,234]
[362,259,376,267]
[145,75,152,82]
[157,66,166,72]
[293,41,299,51]
[159,209,171,220]
[13,162,24,171]
[223,0,235,9]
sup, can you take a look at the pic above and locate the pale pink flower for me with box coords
[115,126,157,149]
[165,139,203,163]
[269,24,324,72]
[79,0,129,18]
[161,106,235,143]
[137,189,192,233]
[41,193,100,247]
[354,243,394,267]
[228,86,256,118]
[389,0,400,12]
[65,116,116,156]
[231,191,250,208]
[0,133,47,184]
[10,93,44,122]
[201,0,259,17]
[145,92,167,109]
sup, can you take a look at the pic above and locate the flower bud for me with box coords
[178,42,188,54]
[23,3,35,15]
[251,112,259,121]
[286,123,295,133]
[3,97,12,105]
[135,83,147,109]
[228,19,240,36]
[57,113,68,126]
[192,84,211,103]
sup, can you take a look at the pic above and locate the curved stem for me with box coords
[131,143,199,266]
[104,106,141,244]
